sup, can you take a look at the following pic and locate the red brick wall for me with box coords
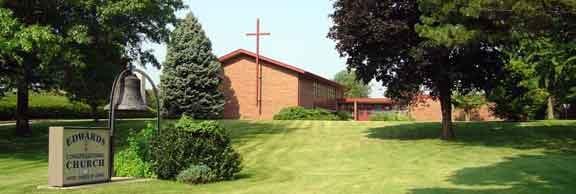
[409,98,499,121]
[221,56,258,119]
[221,55,299,120]
[260,59,300,119]
[298,77,315,108]
[453,104,500,121]
[409,98,443,121]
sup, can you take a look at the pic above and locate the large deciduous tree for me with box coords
[0,3,73,136]
[161,13,225,119]
[328,0,505,139]
[481,0,576,120]
[61,0,185,122]
[489,37,576,120]
[333,70,371,98]
[1,0,185,136]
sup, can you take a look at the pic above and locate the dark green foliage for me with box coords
[115,124,156,178]
[369,112,412,121]
[150,116,242,180]
[161,13,224,119]
[415,1,576,121]
[273,107,342,120]
[328,0,506,139]
[488,36,576,120]
[176,164,217,184]
[333,70,371,97]
[334,110,353,120]
[62,48,122,120]
[1,0,184,136]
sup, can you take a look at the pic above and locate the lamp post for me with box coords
[106,67,161,180]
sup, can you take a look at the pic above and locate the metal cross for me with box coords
[246,18,270,117]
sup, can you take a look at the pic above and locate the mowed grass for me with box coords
[0,93,84,108]
[1,120,576,194]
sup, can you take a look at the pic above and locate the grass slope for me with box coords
[0,93,80,107]
[0,92,154,120]
[1,120,576,194]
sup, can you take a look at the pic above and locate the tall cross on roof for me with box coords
[246,18,270,117]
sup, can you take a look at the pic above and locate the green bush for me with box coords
[114,123,156,178]
[150,116,242,180]
[335,111,353,120]
[176,164,217,184]
[273,106,342,120]
[369,112,412,121]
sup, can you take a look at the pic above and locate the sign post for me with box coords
[48,127,110,187]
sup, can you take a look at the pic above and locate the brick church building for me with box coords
[219,49,345,120]
[219,49,498,121]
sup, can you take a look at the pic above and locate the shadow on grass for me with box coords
[366,121,576,152]
[408,152,576,194]
[365,121,576,194]
[0,120,154,161]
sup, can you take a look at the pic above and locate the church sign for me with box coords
[48,127,110,187]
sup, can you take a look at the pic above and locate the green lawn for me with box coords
[0,92,86,108]
[1,120,576,194]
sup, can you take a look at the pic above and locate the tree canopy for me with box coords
[333,70,371,98]
[328,0,505,139]
[0,0,185,136]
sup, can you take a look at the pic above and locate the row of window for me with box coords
[338,104,409,111]
[313,81,337,99]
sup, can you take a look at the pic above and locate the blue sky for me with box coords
[142,0,384,97]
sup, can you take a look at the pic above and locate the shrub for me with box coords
[369,112,412,121]
[176,164,217,184]
[114,123,156,178]
[335,111,353,120]
[273,106,342,120]
[150,116,242,180]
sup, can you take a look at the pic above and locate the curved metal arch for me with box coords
[107,68,161,179]
[107,69,161,135]
[132,68,161,133]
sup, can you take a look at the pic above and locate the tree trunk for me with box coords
[15,65,31,137]
[439,82,455,140]
[546,95,555,120]
[464,109,470,122]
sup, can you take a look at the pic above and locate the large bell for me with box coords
[106,73,149,111]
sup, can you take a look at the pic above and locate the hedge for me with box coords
[273,106,350,120]
[369,112,413,121]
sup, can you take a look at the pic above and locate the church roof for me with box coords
[219,49,345,89]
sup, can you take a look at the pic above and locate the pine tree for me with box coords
[161,13,225,119]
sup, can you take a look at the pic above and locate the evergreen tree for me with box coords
[161,13,224,119]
